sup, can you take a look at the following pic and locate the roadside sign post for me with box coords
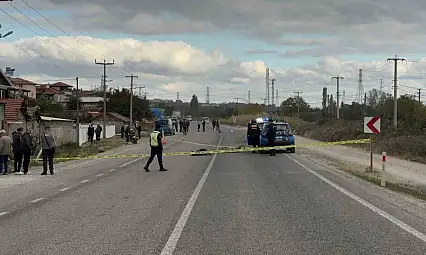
[381,152,386,187]
[364,116,381,172]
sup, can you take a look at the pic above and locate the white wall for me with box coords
[77,124,116,146]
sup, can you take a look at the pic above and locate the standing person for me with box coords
[216,119,220,133]
[0,130,11,175]
[120,122,125,139]
[95,124,102,142]
[266,119,276,156]
[197,121,200,132]
[87,124,94,143]
[143,124,167,172]
[202,119,206,132]
[20,128,33,175]
[179,119,183,133]
[137,124,142,139]
[212,119,216,131]
[12,127,23,173]
[41,126,56,175]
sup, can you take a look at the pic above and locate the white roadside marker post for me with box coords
[381,152,386,187]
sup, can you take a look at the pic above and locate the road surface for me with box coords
[1,124,426,254]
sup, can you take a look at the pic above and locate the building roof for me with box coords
[0,99,24,122]
[80,96,103,103]
[49,82,73,88]
[108,112,129,122]
[0,69,13,87]
[37,86,61,95]
[41,116,73,122]
[8,77,37,86]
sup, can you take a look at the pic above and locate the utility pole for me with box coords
[276,89,279,106]
[331,75,344,119]
[76,77,80,144]
[294,90,303,118]
[363,93,367,116]
[134,86,145,99]
[265,68,270,106]
[248,90,251,103]
[95,59,114,138]
[271,78,275,109]
[387,55,406,128]
[418,89,422,106]
[177,92,180,101]
[126,74,138,127]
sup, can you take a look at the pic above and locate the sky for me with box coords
[1,0,426,107]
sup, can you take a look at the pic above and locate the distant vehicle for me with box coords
[202,117,210,124]
[186,115,192,121]
[259,121,295,153]
[155,119,176,136]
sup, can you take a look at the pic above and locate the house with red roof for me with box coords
[8,77,37,99]
[0,69,29,131]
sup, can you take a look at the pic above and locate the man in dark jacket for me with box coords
[20,128,33,174]
[12,127,23,173]
[144,124,167,172]
[266,119,276,156]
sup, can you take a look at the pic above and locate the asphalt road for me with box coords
[1,123,426,254]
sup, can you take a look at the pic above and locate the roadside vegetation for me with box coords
[221,87,426,164]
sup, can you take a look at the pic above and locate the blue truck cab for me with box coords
[155,119,176,136]
[259,121,296,153]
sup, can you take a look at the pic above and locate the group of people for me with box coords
[212,119,220,132]
[87,123,103,143]
[0,126,56,175]
[120,122,142,143]
[178,118,191,135]
[247,118,277,156]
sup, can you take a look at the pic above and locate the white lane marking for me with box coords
[118,136,186,168]
[59,187,71,192]
[286,155,426,243]
[80,180,89,183]
[119,158,141,168]
[96,173,104,177]
[30,198,45,203]
[0,212,9,216]
[109,169,116,172]
[160,135,223,255]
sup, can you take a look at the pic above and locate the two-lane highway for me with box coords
[1,124,426,254]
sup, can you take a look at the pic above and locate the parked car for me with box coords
[259,121,296,153]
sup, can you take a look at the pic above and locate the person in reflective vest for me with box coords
[144,124,167,172]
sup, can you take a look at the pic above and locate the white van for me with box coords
[202,117,210,124]
[187,115,192,121]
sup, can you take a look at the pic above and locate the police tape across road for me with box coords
[36,139,372,161]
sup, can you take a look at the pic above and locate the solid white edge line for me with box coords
[80,180,89,183]
[160,134,223,255]
[30,198,45,203]
[118,135,186,168]
[0,212,9,216]
[59,187,71,192]
[286,154,426,243]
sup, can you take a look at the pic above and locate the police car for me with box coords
[259,121,296,153]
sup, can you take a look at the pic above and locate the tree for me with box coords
[38,99,64,115]
[66,95,80,110]
[190,94,199,116]
[322,87,327,117]
[102,88,152,119]
[164,105,174,116]
[280,96,310,115]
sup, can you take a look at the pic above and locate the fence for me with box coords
[77,124,116,146]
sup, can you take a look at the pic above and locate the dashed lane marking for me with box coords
[59,187,71,192]
[30,198,45,203]
[109,169,116,172]
[0,212,9,216]
[119,158,141,168]
[96,174,104,177]
[80,180,89,183]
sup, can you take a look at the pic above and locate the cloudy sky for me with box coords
[1,0,426,106]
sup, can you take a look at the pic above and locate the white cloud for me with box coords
[3,35,426,107]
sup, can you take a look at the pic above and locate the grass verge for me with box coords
[29,135,127,166]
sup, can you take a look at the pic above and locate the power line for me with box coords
[387,55,407,128]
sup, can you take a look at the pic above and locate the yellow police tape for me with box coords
[35,138,371,161]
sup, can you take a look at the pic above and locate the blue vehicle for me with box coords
[259,121,296,153]
[155,119,176,136]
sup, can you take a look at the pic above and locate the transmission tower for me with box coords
[248,90,251,103]
[206,86,210,104]
[177,92,180,101]
[265,68,270,106]
[355,69,364,103]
